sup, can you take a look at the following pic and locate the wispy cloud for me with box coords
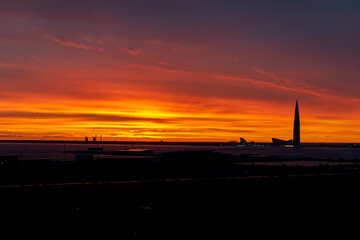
[43,35,104,52]
[0,134,20,138]
[119,62,360,103]
[118,47,143,56]
[0,111,171,124]
[83,37,103,45]
[0,61,14,67]
[251,67,352,101]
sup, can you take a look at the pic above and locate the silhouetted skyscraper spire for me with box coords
[293,100,300,147]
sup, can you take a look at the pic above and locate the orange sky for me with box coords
[0,1,359,142]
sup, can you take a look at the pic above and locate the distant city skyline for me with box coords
[0,1,359,142]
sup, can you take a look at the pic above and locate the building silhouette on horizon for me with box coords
[272,100,301,147]
[293,100,300,147]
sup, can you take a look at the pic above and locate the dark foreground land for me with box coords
[1,150,360,237]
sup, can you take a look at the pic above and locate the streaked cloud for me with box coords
[118,47,143,56]
[0,61,14,67]
[0,111,172,124]
[43,35,104,52]
[252,68,360,102]
[0,134,19,138]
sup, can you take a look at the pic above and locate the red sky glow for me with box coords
[0,0,359,142]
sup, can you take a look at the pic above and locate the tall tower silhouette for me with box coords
[293,100,300,147]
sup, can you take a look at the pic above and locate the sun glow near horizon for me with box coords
[1,92,359,142]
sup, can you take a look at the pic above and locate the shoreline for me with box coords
[0,139,358,148]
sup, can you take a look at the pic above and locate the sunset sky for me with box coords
[0,0,359,142]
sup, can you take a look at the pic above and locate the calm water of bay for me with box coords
[0,142,359,162]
